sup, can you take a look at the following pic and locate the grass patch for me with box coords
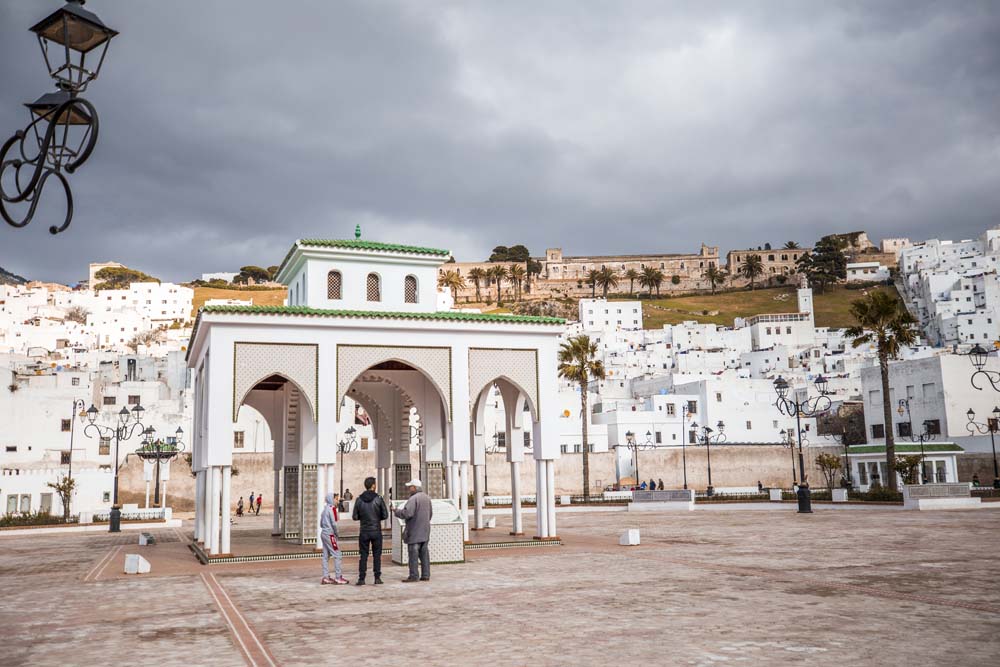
[624,284,899,329]
[191,286,287,319]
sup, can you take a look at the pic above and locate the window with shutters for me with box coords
[404,275,418,303]
[327,271,342,300]
[366,273,381,302]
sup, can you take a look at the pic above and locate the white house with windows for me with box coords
[578,298,643,332]
[846,261,890,282]
[847,443,963,490]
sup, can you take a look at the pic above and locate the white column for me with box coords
[460,462,470,540]
[208,466,221,555]
[220,465,232,555]
[272,469,281,535]
[144,481,150,509]
[473,464,484,530]
[193,470,203,542]
[317,464,327,547]
[200,470,210,544]
[546,460,557,538]
[162,481,168,509]
[535,459,548,538]
[510,461,522,535]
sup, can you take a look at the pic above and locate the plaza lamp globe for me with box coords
[773,376,789,400]
[118,406,130,424]
[814,375,829,396]
[969,344,989,372]
[85,403,98,424]
[29,0,119,94]
[24,90,95,169]
[131,403,145,422]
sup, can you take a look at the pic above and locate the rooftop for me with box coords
[276,238,452,279]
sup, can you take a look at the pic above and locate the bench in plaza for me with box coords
[627,489,695,512]
[902,483,981,510]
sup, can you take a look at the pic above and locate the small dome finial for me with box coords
[355,224,361,240]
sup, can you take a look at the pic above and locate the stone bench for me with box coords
[903,483,981,511]
[627,489,694,512]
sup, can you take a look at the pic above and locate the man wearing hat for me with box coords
[394,478,433,582]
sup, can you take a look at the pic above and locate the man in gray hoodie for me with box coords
[394,479,433,582]
[320,492,348,585]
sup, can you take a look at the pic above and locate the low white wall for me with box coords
[1,467,113,516]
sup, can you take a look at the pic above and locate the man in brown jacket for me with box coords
[394,479,433,582]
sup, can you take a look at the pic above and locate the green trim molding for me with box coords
[276,238,452,279]
[847,443,964,455]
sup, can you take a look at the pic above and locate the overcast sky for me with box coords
[1,1,998,284]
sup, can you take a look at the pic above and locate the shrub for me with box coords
[0,511,76,528]
[849,487,903,502]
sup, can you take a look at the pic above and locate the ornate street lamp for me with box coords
[968,344,1000,392]
[897,399,937,484]
[966,407,1000,488]
[1,1,118,234]
[135,426,185,507]
[690,421,725,497]
[773,375,831,513]
[338,426,358,498]
[82,400,148,532]
[778,428,798,487]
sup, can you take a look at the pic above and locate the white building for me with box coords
[846,261,891,282]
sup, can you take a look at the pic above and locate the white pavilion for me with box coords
[187,232,565,556]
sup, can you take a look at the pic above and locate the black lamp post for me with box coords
[135,427,185,507]
[897,399,936,484]
[773,375,832,513]
[338,426,358,497]
[966,407,1000,488]
[680,403,692,490]
[967,344,1000,391]
[778,428,798,487]
[483,432,502,495]
[83,401,148,532]
[689,421,725,497]
[1,1,118,234]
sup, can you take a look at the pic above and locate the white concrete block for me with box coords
[78,511,93,525]
[484,516,497,528]
[619,528,640,546]
[832,489,848,503]
[124,554,151,574]
[769,488,783,502]
[162,507,173,521]
[122,503,139,512]
[560,495,571,505]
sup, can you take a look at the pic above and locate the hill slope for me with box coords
[0,265,27,286]
[190,286,287,319]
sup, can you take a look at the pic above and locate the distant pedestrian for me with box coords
[973,473,981,487]
[236,497,244,517]
[639,481,647,490]
[757,481,763,493]
[249,492,255,511]
[649,478,657,491]
[394,479,432,582]
[353,476,389,585]
[320,492,348,585]
[255,494,262,515]
[658,478,665,490]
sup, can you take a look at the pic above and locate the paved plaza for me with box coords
[1,507,998,666]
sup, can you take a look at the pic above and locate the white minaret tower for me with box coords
[797,275,815,327]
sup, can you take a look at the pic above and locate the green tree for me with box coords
[739,254,764,290]
[623,268,640,295]
[508,264,526,301]
[815,452,843,490]
[437,269,466,301]
[670,274,681,286]
[783,241,800,249]
[46,475,76,522]
[845,291,918,491]
[640,267,664,297]
[796,236,847,292]
[64,305,89,324]
[266,265,280,280]
[703,265,725,294]
[487,265,508,305]
[93,266,158,291]
[558,335,606,500]
[488,245,510,262]
[893,455,923,485]
[488,244,531,262]
[585,269,601,298]
[468,267,486,301]
[235,265,271,284]
[596,267,619,298]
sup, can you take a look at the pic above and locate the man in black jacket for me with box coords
[352,476,389,585]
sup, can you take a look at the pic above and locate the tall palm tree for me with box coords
[585,269,601,298]
[623,268,640,295]
[845,290,918,491]
[468,267,486,302]
[436,270,466,302]
[639,267,664,297]
[740,254,765,290]
[596,267,619,298]
[508,264,526,301]
[487,265,508,305]
[703,265,725,294]
[558,335,606,500]
[784,241,800,249]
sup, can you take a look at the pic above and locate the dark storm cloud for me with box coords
[1,1,998,283]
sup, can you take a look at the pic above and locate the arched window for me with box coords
[327,271,342,300]
[404,275,418,303]
[366,273,381,302]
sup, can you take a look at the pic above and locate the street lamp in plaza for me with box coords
[484,432,502,495]
[1,1,118,234]
[966,407,1000,488]
[134,427,185,507]
[618,429,656,489]
[689,421,725,497]
[967,344,1000,392]
[680,403,692,490]
[83,401,149,532]
[897,399,937,484]
[773,375,832,513]
[778,428,799,488]
[337,426,358,497]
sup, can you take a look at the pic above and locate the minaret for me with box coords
[797,274,815,327]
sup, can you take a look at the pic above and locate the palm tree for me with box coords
[468,267,486,302]
[437,270,466,302]
[740,254,765,290]
[639,267,664,297]
[845,290,918,492]
[508,264,526,301]
[703,265,725,294]
[585,269,601,298]
[623,268,640,295]
[784,241,800,249]
[487,265,508,305]
[558,335,606,500]
[596,267,619,298]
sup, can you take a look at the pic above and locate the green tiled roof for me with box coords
[847,443,964,455]
[298,239,451,256]
[201,304,563,324]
